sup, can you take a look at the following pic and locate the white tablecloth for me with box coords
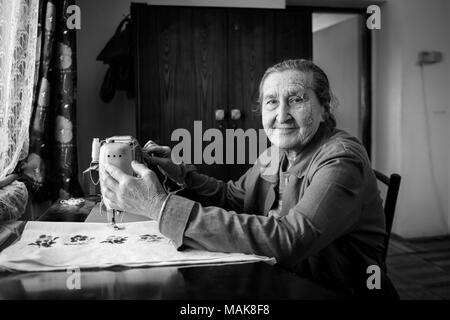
[0,221,274,271]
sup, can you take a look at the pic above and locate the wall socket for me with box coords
[418,51,443,65]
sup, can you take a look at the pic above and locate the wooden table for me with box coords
[0,197,348,300]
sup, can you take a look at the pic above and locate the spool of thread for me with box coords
[91,138,100,163]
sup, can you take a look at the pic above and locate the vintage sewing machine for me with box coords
[97,136,142,229]
[87,135,174,228]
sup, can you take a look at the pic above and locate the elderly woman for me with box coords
[101,59,397,298]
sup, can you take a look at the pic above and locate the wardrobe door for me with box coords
[132,5,229,179]
[227,9,275,181]
[274,7,312,62]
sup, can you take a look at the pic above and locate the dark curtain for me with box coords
[20,0,82,201]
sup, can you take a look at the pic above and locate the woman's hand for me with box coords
[101,160,167,220]
[142,140,185,184]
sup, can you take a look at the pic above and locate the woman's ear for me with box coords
[320,105,326,121]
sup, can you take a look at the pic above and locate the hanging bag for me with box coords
[97,16,133,102]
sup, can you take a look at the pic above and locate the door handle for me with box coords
[215,109,225,129]
[230,109,241,120]
[215,109,225,121]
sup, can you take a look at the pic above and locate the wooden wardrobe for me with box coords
[131,4,312,181]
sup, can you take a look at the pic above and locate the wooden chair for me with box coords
[373,170,401,263]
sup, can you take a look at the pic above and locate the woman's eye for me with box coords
[289,95,307,105]
[265,99,278,109]
[289,96,304,104]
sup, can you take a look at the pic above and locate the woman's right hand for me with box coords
[142,140,185,184]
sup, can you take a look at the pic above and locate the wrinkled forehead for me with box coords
[262,70,313,96]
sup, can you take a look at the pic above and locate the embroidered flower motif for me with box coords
[55,115,73,143]
[64,234,95,245]
[21,153,45,185]
[138,234,164,243]
[101,235,128,244]
[29,234,59,248]
[37,78,50,107]
[57,43,72,69]
[44,2,56,32]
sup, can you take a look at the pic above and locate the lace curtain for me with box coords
[19,0,82,200]
[0,0,39,180]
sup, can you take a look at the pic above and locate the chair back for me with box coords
[374,170,401,262]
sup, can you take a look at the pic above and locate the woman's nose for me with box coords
[277,102,291,123]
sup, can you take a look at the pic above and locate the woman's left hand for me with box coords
[101,161,167,220]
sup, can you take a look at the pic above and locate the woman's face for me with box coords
[261,70,324,150]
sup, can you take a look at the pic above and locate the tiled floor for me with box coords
[386,234,450,299]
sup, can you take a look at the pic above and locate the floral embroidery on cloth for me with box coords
[29,235,59,248]
[64,235,95,245]
[101,235,128,244]
[0,221,274,272]
[139,234,164,243]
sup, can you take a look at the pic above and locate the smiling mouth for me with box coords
[273,127,298,130]
[273,127,298,134]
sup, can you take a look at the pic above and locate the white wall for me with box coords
[313,15,361,140]
[373,0,450,237]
